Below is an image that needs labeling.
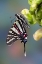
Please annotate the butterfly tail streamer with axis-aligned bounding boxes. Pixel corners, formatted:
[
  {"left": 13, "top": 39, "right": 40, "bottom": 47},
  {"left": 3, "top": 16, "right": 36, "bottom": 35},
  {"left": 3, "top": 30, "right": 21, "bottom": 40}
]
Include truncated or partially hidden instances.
[{"left": 24, "top": 43, "right": 26, "bottom": 57}]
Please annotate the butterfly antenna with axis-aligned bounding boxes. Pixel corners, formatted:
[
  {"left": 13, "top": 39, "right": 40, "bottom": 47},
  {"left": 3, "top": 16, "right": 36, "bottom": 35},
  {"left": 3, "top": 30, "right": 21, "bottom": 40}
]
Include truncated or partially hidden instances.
[
  {"left": 11, "top": 18, "right": 15, "bottom": 23},
  {"left": 10, "top": 16, "right": 16, "bottom": 23},
  {"left": 24, "top": 43, "right": 26, "bottom": 57}
]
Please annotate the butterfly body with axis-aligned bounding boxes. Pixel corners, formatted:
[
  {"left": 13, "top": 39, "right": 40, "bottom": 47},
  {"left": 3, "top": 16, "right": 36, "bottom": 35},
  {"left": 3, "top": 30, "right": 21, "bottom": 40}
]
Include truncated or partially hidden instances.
[{"left": 6, "top": 14, "right": 30, "bottom": 56}]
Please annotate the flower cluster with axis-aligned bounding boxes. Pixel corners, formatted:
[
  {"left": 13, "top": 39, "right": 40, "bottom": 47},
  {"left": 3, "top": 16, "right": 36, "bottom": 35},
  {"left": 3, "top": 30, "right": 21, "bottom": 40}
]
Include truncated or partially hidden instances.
[{"left": 21, "top": 0, "right": 42, "bottom": 26}]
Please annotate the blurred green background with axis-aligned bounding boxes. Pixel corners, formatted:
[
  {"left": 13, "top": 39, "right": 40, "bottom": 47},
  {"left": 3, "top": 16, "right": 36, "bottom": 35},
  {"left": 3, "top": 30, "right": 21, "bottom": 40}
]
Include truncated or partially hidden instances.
[{"left": 0, "top": 0, "right": 42, "bottom": 64}]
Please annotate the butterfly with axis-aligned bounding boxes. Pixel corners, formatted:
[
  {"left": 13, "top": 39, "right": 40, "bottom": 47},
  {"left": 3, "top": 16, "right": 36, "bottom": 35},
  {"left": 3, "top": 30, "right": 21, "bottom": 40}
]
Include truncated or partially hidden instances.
[{"left": 6, "top": 14, "right": 30, "bottom": 56}]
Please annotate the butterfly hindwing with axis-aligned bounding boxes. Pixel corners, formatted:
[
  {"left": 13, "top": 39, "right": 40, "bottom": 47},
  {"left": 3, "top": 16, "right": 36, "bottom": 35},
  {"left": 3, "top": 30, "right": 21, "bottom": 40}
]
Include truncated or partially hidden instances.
[{"left": 6, "top": 21, "right": 21, "bottom": 45}]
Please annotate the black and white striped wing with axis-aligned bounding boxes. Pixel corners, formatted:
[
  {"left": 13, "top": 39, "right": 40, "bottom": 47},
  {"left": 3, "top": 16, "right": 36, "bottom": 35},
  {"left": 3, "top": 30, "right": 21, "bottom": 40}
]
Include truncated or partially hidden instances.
[
  {"left": 6, "top": 20, "right": 26, "bottom": 45},
  {"left": 6, "top": 29, "right": 20, "bottom": 45}
]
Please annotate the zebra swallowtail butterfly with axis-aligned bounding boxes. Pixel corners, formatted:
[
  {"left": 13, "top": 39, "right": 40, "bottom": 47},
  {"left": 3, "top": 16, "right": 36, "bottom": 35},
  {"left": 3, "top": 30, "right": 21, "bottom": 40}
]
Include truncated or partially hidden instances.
[{"left": 6, "top": 14, "right": 30, "bottom": 57}]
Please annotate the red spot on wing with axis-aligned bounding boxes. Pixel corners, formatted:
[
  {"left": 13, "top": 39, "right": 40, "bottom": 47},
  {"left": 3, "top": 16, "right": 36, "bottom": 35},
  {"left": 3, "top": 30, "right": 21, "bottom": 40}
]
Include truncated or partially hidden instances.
[{"left": 24, "top": 33, "right": 27, "bottom": 38}]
